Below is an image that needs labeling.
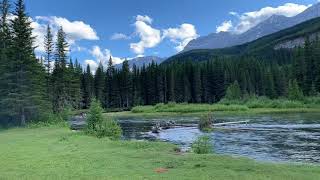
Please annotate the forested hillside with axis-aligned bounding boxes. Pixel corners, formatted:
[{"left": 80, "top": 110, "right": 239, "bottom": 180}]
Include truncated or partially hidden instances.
[{"left": 0, "top": 0, "right": 319, "bottom": 127}]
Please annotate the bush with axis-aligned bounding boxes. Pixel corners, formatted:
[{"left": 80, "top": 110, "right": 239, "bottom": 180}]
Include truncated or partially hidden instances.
[
  {"left": 95, "top": 117, "right": 122, "bottom": 139},
  {"left": 198, "top": 113, "right": 213, "bottom": 131},
  {"left": 86, "top": 99, "right": 104, "bottom": 132},
  {"left": 86, "top": 99, "right": 122, "bottom": 139},
  {"left": 192, "top": 135, "right": 212, "bottom": 154}
]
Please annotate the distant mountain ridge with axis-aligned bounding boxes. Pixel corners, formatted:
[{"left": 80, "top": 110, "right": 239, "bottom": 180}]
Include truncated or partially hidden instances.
[
  {"left": 184, "top": 3, "right": 320, "bottom": 51},
  {"left": 166, "top": 17, "right": 320, "bottom": 63},
  {"left": 115, "top": 56, "right": 165, "bottom": 69}
]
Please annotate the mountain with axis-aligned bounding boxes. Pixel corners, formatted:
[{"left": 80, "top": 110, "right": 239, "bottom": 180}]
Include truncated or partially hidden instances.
[
  {"left": 115, "top": 56, "right": 165, "bottom": 69},
  {"left": 165, "top": 17, "right": 320, "bottom": 63},
  {"left": 183, "top": 3, "right": 320, "bottom": 51}
]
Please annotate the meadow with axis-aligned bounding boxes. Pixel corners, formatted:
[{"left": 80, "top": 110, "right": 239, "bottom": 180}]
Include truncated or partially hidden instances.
[{"left": 0, "top": 126, "right": 319, "bottom": 179}]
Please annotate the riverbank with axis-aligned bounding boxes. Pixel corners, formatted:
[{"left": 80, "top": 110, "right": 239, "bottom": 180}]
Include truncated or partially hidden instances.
[
  {"left": 0, "top": 126, "right": 319, "bottom": 179},
  {"left": 107, "top": 103, "right": 320, "bottom": 119}
]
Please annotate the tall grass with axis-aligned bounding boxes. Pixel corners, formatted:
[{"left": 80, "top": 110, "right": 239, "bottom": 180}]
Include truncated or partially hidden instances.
[
  {"left": 220, "top": 95, "right": 320, "bottom": 109},
  {"left": 131, "top": 103, "right": 249, "bottom": 114},
  {"left": 130, "top": 95, "right": 320, "bottom": 114}
]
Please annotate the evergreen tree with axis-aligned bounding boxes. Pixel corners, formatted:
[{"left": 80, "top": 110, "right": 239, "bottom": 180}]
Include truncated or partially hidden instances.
[
  {"left": 94, "top": 62, "right": 105, "bottom": 104},
  {"left": 52, "top": 27, "right": 70, "bottom": 112},
  {"left": 288, "top": 79, "right": 304, "bottom": 101},
  {"left": 43, "top": 24, "right": 53, "bottom": 100},
  {"left": 224, "top": 81, "right": 242, "bottom": 100},
  {"left": 120, "top": 60, "right": 132, "bottom": 108},
  {"left": 82, "top": 64, "right": 94, "bottom": 109},
  {"left": 105, "top": 57, "right": 116, "bottom": 108},
  {"left": 1, "top": 0, "right": 49, "bottom": 125},
  {"left": 304, "top": 37, "right": 315, "bottom": 95},
  {"left": 0, "top": 0, "right": 11, "bottom": 124}
]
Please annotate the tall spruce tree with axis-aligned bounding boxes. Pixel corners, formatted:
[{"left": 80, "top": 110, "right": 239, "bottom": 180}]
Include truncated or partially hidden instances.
[
  {"left": 52, "top": 27, "right": 69, "bottom": 112},
  {"left": 0, "top": 0, "right": 11, "bottom": 125},
  {"left": 44, "top": 24, "right": 53, "bottom": 101},
  {"left": 94, "top": 62, "right": 105, "bottom": 104},
  {"left": 2, "top": 0, "right": 49, "bottom": 125}
]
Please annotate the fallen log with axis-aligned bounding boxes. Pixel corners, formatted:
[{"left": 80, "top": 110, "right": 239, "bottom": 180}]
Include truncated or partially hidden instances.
[{"left": 214, "top": 120, "right": 251, "bottom": 126}]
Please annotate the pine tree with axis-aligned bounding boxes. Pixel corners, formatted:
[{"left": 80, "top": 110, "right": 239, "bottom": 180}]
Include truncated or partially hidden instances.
[
  {"left": 52, "top": 27, "right": 70, "bottom": 112},
  {"left": 2, "top": 0, "right": 49, "bottom": 125},
  {"left": 68, "top": 58, "right": 81, "bottom": 109},
  {"left": 304, "top": 37, "right": 315, "bottom": 95},
  {"left": 225, "top": 81, "right": 242, "bottom": 100},
  {"left": 105, "top": 57, "right": 116, "bottom": 108},
  {"left": 191, "top": 65, "right": 201, "bottom": 103},
  {"left": 0, "top": 0, "right": 11, "bottom": 124},
  {"left": 43, "top": 24, "right": 53, "bottom": 101},
  {"left": 94, "top": 62, "right": 105, "bottom": 104},
  {"left": 265, "top": 69, "right": 276, "bottom": 99},
  {"left": 288, "top": 79, "right": 304, "bottom": 101},
  {"left": 120, "top": 60, "right": 132, "bottom": 108},
  {"left": 82, "top": 64, "right": 94, "bottom": 109}
]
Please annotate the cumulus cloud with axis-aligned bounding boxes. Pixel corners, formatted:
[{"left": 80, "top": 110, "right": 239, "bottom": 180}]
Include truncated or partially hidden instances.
[
  {"left": 85, "top": 46, "right": 125, "bottom": 72},
  {"left": 217, "top": 3, "right": 311, "bottom": 34},
  {"left": 110, "top": 33, "right": 130, "bottom": 40},
  {"left": 130, "top": 15, "right": 161, "bottom": 55},
  {"left": 136, "top": 15, "right": 153, "bottom": 24},
  {"left": 163, "top": 23, "right": 199, "bottom": 52},
  {"left": 31, "top": 16, "right": 99, "bottom": 53},
  {"left": 112, "top": 15, "right": 198, "bottom": 53},
  {"left": 216, "top": 20, "right": 233, "bottom": 33}
]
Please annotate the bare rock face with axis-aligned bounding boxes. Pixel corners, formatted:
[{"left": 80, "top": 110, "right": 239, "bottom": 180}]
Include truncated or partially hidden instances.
[
  {"left": 274, "top": 32, "right": 320, "bottom": 50},
  {"left": 184, "top": 3, "right": 320, "bottom": 51}
]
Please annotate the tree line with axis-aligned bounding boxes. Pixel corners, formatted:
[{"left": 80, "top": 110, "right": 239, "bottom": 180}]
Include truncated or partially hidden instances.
[{"left": 1, "top": 0, "right": 319, "bottom": 127}]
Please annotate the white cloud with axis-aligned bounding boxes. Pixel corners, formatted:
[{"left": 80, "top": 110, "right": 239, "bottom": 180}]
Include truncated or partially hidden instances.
[
  {"left": 130, "top": 15, "right": 161, "bottom": 55},
  {"left": 86, "top": 45, "right": 124, "bottom": 72},
  {"left": 136, "top": 15, "right": 153, "bottom": 24},
  {"left": 31, "top": 16, "right": 99, "bottom": 53},
  {"left": 84, "top": 60, "right": 99, "bottom": 73},
  {"left": 216, "top": 20, "right": 233, "bottom": 33},
  {"left": 110, "top": 33, "right": 130, "bottom": 40},
  {"left": 163, "top": 23, "right": 199, "bottom": 52},
  {"left": 31, "top": 20, "right": 47, "bottom": 52},
  {"left": 217, "top": 3, "right": 311, "bottom": 34},
  {"left": 112, "top": 15, "right": 198, "bottom": 53}
]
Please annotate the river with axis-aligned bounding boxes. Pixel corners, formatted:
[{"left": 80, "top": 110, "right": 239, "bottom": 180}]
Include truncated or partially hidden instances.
[{"left": 118, "top": 113, "right": 320, "bottom": 164}]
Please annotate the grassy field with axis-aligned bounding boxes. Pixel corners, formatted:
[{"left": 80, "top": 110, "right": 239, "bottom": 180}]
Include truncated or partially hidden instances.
[{"left": 0, "top": 126, "right": 319, "bottom": 179}]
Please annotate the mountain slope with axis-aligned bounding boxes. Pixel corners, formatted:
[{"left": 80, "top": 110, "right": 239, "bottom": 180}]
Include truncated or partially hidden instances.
[
  {"left": 184, "top": 3, "right": 320, "bottom": 51},
  {"left": 115, "top": 56, "right": 165, "bottom": 69},
  {"left": 165, "top": 17, "right": 320, "bottom": 63}
]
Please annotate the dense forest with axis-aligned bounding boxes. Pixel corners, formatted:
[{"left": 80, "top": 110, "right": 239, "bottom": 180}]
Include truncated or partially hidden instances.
[{"left": 0, "top": 0, "right": 320, "bottom": 126}]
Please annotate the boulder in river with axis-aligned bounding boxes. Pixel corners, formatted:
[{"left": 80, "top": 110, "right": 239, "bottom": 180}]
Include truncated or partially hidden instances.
[{"left": 69, "top": 116, "right": 87, "bottom": 130}]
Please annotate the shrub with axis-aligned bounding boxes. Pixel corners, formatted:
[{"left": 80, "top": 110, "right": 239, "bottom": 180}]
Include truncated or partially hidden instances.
[
  {"left": 198, "top": 113, "right": 213, "bottom": 131},
  {"left": 192, "top": 135, "right": 212, "bottom": 154},
  {"left": 86, "top": 99, "right": 122, "bottom": 139},
  {"left": 95, "top": 117, "right": 122, "bottom": 139},
  {"left": 86, "top": 99, "right": 104, "bottom": 132}
]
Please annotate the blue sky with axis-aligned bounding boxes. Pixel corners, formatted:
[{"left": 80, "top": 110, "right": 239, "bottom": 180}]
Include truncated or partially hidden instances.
[{"left": 24, "top": 0, "right": 318, "bottom": 68}]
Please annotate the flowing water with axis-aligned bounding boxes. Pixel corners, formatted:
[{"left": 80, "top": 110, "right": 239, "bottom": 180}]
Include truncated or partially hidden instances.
[{"left": 118, "top": 113, "right": 320, "bottom": 164}]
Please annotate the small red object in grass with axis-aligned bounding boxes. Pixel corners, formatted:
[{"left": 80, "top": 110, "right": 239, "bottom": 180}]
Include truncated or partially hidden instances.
[{"left": 154, "top": 168, "right": 168, "bottom": 173}]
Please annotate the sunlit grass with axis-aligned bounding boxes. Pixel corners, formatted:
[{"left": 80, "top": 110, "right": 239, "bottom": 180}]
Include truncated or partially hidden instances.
[{"left": 0, "top": 127, "right": 319, "bottom": 179}]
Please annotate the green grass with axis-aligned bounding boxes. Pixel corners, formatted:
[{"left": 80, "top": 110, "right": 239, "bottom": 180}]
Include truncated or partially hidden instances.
[
  {"left": 0, "top": 126, "right": 319, "bottom": 179},
  {"left": 109, "top": 97, "right": 320, "bottom": 118}
]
